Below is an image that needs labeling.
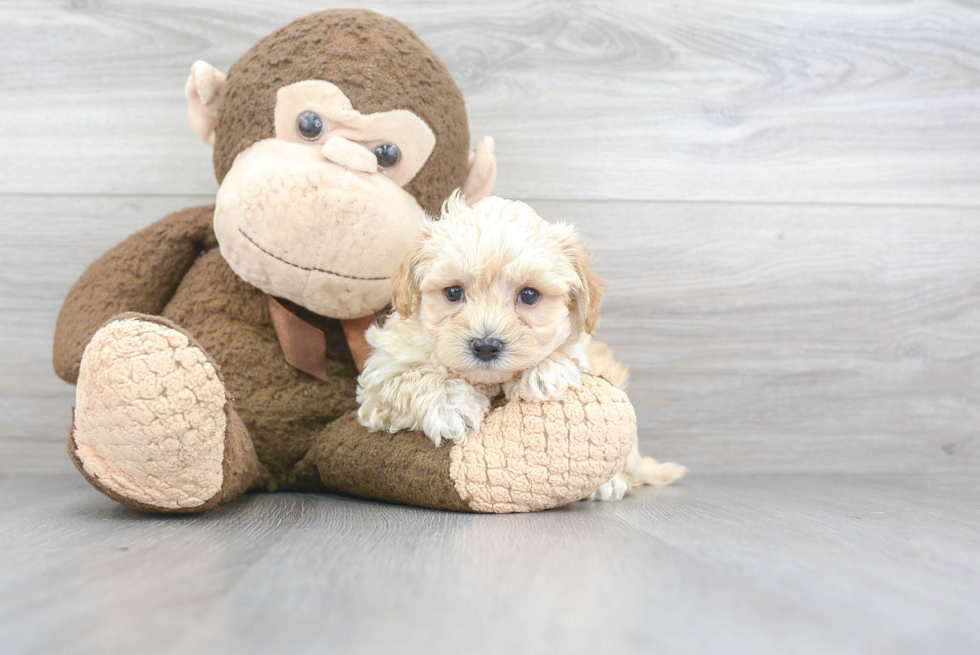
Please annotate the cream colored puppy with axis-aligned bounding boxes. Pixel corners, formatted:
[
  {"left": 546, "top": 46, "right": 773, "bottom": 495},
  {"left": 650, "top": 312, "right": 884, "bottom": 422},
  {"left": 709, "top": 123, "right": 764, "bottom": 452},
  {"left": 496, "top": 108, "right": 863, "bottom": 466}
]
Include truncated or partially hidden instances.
[{"left": 357, "top": 193, "right": 686, "bottom": 500}]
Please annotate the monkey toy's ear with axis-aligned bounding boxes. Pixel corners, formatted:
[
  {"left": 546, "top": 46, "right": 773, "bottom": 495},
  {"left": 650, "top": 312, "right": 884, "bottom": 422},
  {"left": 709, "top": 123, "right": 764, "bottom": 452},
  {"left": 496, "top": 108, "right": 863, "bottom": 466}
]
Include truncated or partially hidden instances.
[
  {"left": 184, "top": 61, "right": 227, "bottom": 146},
  {"left": 461, "top": 136, "right": 497, "bottom": 206}
]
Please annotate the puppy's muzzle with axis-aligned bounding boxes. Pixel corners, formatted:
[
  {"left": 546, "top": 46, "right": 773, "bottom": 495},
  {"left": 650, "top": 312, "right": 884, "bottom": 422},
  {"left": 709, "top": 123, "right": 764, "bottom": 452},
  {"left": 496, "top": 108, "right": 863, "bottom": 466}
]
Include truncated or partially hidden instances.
[{"left": 471, "top": 337, "right": 504, "bottom": 362}]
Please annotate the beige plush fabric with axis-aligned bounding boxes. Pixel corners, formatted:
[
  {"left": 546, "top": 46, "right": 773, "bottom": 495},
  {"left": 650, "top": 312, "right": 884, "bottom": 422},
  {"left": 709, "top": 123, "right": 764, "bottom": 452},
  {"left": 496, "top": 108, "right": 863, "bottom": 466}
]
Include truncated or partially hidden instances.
[
  {"left": 449, "top": 375, "right": 636, "bottom": 513},
  {"left": 213, "top": 139, "right": 426, "bottom": 319},
  {"left": 73, "top": 317, "right": 227, "bottom": 509},
  {"left": 275, "top": 81, "right": 436, "bottom": 187},
  {"left": 185, "top": 61, "right": 226, "bottom": 145}
]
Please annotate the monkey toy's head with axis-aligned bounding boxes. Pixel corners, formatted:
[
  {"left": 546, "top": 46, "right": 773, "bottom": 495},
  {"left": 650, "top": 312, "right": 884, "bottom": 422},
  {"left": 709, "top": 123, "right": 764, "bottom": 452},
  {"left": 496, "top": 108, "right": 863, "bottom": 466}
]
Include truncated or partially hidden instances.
[{"left": 185, "top": 9, "right": 496, "bottom": 319}]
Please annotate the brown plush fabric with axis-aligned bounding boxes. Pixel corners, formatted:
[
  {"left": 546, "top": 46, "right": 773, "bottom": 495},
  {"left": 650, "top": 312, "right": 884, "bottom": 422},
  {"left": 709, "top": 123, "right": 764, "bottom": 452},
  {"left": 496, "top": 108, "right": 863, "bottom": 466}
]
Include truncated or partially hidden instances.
[
  {"left": 221, "top": 405, "right": 266, "bottom": 500},
  {"left": 309, "top": 411, "right": 472, "bottom": 512},
  {"left": 159, "top": 242, "right": 360, "bottom": 485},
  {"left": 53, "top": 205, "right": 216, "bottom": 384},
  {"left": 214, "top": 9, "right": 470, "bottom": 215}
]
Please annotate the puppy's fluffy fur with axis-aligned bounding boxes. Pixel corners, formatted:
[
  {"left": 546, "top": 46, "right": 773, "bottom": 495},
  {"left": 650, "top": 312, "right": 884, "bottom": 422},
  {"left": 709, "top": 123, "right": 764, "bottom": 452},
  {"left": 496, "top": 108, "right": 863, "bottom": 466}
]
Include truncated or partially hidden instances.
[{"left": 357, "top": 194, "right": 686, "bottom": 500}]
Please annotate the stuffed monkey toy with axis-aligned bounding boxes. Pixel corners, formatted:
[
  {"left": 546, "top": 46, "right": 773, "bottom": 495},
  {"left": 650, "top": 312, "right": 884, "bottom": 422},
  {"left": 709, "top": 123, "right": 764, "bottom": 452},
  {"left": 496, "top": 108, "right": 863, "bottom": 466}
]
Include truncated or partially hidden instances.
[{"left": 53, "top": 9, "right": 637, "bottom": 514}]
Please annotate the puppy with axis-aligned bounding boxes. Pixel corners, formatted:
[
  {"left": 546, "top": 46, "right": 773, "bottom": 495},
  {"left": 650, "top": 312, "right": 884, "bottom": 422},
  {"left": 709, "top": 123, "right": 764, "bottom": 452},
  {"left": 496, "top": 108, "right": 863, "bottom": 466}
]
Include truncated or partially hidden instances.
[{"left": 357, "top": 193, "right": 686, "bottom": 500}]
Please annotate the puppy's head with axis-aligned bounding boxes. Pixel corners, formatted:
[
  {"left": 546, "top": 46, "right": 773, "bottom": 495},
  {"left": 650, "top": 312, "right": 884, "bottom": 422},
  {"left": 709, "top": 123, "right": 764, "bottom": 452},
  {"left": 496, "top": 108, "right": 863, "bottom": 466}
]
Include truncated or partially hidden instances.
[{"left": 391, "top": 192, "right": 603, "bottom": 385}]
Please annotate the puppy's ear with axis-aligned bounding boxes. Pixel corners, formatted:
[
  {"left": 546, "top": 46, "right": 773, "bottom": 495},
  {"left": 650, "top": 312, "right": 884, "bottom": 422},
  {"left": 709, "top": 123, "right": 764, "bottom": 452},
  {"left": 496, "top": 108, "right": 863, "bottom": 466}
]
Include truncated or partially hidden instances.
[
  {"left": 569, "top": 243, "right": 605, "bottom": 335},
  {"left": 391, "top": 243, "right": 421, "bottom": 318},
  {"left": 553, "top": 223, "right": 604, "bottom": 336}
]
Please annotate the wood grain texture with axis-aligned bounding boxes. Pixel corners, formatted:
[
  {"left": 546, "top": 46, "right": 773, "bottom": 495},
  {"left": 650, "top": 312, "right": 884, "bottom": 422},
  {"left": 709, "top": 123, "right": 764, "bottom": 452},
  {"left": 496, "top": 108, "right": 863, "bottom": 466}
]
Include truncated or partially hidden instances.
[
  {"left": 553, "top": 200, "right": 980, "bottom": 473},
  {"left": 3, "top": 195, "right": 978, "bottom": 474},
  {"left": 1, "top": 0, "right": 979, "bottom": 203},
  {"left": 1, "top": 472, "right": 977, "bottom": 654},
  {"left": 2, "top": 2, "right": 980, "bottom": 651}
]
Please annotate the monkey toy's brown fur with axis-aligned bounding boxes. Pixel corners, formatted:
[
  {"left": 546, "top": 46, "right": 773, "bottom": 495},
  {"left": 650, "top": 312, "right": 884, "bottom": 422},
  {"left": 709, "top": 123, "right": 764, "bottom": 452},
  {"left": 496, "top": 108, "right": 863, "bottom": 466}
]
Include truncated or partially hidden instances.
[{"left": 53, "top": 10, "right": 637, "bottom": 514}]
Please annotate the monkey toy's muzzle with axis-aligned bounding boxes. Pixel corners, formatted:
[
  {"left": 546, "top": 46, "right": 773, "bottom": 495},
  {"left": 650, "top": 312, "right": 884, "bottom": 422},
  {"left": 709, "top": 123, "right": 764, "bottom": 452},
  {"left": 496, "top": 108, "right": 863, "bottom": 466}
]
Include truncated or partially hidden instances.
[{"left": 213, "top": 138, "right": 426, "bottom": 320}]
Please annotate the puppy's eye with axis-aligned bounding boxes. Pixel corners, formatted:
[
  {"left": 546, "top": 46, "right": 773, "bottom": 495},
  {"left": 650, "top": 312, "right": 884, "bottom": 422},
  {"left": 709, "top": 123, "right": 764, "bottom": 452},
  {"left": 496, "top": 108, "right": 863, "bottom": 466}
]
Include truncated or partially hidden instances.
[
  {"left": 518, "top": 287, "right": 540, "bottom": 305},
  {"left": 297, "top": 111, "right": 324, "bottom": 141},
  {"left": 444, "top": 286, "right": 464, "bottom": 302},
  {"left": 373, "top": 144, "right": 401, "bottom": 168}
]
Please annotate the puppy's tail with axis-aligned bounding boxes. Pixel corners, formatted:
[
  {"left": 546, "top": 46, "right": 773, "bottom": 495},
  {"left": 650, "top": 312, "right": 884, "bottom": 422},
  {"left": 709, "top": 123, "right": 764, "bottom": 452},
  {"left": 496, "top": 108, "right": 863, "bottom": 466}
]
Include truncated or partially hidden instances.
[
  {"left": 636, "top": 457, "right": 688, "bottom": 487},
  {"left": 585, "top": 338, "right": 630, "bottom": 390},
  {"left": 584, "top": 340, "right": 688, "bottom": 488},
  {"left": 621, "top": 445, "right": 688, "bottom": 492}
]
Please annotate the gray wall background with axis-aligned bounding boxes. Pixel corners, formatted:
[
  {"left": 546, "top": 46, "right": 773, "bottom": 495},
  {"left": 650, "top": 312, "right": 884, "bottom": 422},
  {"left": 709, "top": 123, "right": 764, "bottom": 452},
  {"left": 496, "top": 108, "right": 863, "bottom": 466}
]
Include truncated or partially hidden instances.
[{"left": 2, "top": 0, "right": 978, "bottom": 475}]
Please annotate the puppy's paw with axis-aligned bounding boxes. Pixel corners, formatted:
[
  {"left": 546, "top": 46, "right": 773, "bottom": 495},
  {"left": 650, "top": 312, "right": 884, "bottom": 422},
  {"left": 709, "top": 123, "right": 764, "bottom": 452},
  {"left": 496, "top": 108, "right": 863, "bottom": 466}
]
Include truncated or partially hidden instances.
[
  {"left": 421, "top": 379, "right": 490, "bottom": 447},
  {"left": 357, "top": 402, "right": 388, "bottom": 434},
  {"left": 585, "top": 473, "right": 630, "bottom": 502},
  {"left": 503, "top": 354, "right": 582, "bottom": 402}
]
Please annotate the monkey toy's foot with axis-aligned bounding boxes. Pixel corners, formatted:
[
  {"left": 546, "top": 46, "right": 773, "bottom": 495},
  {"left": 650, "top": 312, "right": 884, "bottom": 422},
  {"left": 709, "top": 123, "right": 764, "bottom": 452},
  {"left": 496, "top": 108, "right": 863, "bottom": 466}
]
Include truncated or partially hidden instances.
[
  {"left": 69, "top": 314, "right": 257, "bottom": 512},
  {"left": 314, "top": 375, "right": 638, "bottom": 513}
]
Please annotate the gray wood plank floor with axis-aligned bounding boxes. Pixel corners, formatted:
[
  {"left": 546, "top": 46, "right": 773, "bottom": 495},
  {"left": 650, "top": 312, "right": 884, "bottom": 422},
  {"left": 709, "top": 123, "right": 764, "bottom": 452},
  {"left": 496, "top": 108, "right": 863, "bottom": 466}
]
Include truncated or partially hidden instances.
[
  {"left": 2, "top": 473, "right": 978, "bottom": 655},
  {"left": 2, "top": 1, "right": 979, "bottom": 652}
]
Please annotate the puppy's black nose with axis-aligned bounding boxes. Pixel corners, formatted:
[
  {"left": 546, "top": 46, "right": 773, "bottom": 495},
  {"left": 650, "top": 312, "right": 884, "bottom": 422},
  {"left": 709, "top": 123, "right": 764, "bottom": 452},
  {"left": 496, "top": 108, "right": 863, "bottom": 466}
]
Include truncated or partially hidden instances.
[{"left": 471, "top": 337, "right": 504, "bottom": 361}]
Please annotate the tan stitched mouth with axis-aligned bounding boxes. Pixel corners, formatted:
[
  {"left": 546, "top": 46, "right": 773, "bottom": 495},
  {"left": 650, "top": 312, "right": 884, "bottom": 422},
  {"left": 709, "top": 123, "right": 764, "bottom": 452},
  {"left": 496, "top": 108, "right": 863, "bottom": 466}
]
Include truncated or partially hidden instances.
[{"left": 238, "top": 228, "right": 390, "bottom": 281}]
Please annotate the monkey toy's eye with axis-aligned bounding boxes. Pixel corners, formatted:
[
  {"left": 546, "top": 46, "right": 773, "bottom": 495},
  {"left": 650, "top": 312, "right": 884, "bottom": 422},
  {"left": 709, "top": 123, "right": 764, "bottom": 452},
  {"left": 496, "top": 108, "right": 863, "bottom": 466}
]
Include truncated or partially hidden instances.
[
  {"left": 373, "top": 144, "right": 401, "bottom": 168},
  {"left": 297, "top": 111, "right": 324, "bottom": 141},
  {"left": 518, "top": 288, "right": 540, "bottom": 305},
  {"left": 444, "top": 286, "right": 464, "bottom": 302}
]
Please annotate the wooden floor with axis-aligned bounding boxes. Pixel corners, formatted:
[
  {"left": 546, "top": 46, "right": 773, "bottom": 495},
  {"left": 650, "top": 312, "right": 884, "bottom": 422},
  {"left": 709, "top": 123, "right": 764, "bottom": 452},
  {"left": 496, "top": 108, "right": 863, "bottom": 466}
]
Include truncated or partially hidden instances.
[
  {"left": 2, "top": 1, "right": 979, "bottom": 653},
  {"left": 2, "top": 472, "right": 979, "bottom": 654}
]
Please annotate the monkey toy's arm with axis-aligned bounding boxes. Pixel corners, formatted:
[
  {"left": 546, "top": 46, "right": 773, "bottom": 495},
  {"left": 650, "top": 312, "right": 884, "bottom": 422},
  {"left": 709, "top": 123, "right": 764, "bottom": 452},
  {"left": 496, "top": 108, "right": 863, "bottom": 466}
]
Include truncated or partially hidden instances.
[
  {"left": 53, "top": 204, "right": 216, "bottom": 384},
  {"left": 313, "top": 374, "right": 639, "bottom": 513}
]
